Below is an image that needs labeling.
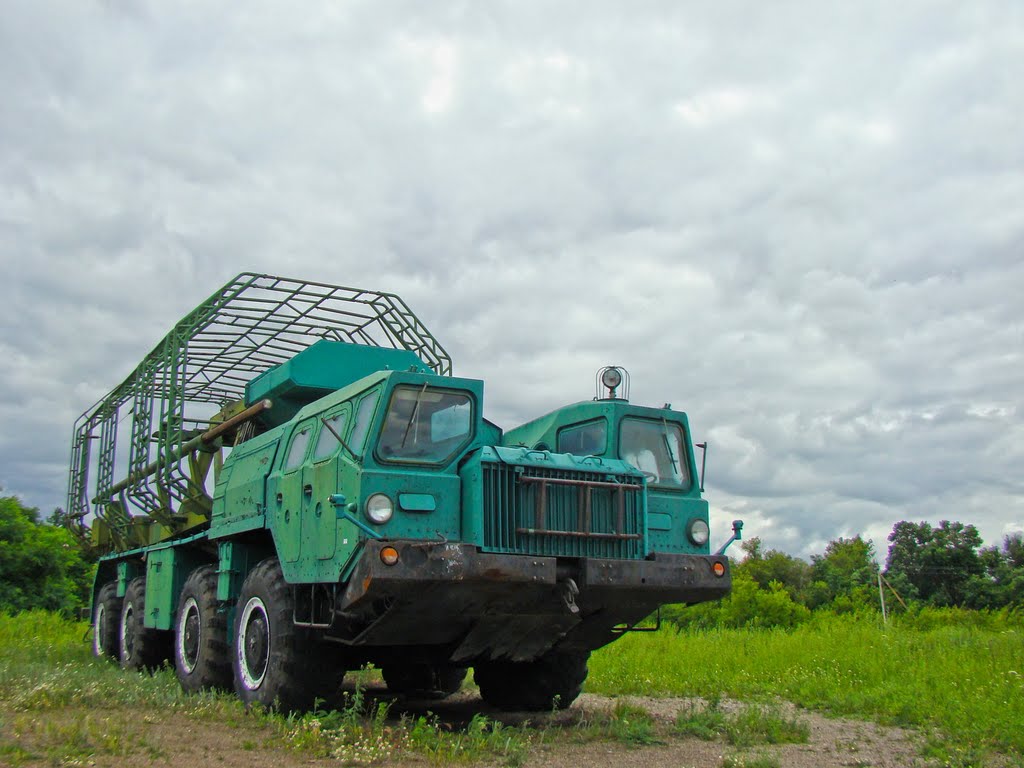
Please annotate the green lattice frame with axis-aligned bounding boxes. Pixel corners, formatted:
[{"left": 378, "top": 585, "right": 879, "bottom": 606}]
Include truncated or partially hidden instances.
[{"left": 67, "top": 273, "right": 451, "bottom": 551}]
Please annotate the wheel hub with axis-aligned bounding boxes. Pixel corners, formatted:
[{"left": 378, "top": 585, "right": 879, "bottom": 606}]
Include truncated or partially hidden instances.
[
  {"left": 238, "top": 597, "right": 270, "bottom": 689},
  {"left": 121, "top": 605, "right": 135, "bottom": 661},
  {"left": 93, "top": 604, "right": 105, "bottom": 655},
  {"left": 181, "top": 601, "right": 201, "bottom": 672}
]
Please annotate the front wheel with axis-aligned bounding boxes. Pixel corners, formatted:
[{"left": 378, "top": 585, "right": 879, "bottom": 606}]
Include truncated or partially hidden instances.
[
  {"left": 232, "top": 558, "right": 343, "bottom": 711},
  {"left": 175, "top": 565, "right": 231, "bottom": 693},
  {"left": 475, "top": 650, "right": 589, "bottom": 711}
]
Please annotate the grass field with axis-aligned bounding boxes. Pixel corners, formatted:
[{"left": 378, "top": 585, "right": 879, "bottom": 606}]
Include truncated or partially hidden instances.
[
  {"left": 0, "top": 611, "right": 1021, "bottom": 766},
  {"left": 588, "top": 612, "right": 1024, "bottom": 759}
]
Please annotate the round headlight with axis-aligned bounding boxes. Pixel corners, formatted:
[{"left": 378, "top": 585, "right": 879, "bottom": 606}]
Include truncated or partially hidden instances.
[
  {"left": 601, "top": 367, "right": 623, "bottom": 390},
  {"left": 687, "top": 518, "right": 710, "bottom": 546},
  {"left": 366, "top": 494, "right": 394, "bottom": 524}
]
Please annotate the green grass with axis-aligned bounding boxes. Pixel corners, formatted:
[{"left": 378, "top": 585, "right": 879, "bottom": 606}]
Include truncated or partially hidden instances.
[
  {"left": 589, "top": 612, "right": 1024, "bottom": 756},
  {"left": 4, "top": 609, "right": 1023, "bottom": 764},
  {"left": 0, "top": 612, "right": 531, "bottom": 765},
  {"left": 674, "top": 698, "right": 728, "bottom": 740},
  {"left": 724, "top": 703, "right": 809, "bottom": 747},
  {"left": 721, "top": 752, "right": 781, "bottom": 768},
  {"left": 0, "top": 611, "right": 191, "bottom": 713},
  {"left": 673, "top": 696, "right": 808, "bottom": 747}
]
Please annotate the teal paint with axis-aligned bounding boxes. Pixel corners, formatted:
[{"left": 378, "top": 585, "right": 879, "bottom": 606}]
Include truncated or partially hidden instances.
[
  {"left": 648, "top": 512, "right": 672, "bottom": 531},
  {"left": 502, "top": 400, "right": 710, "bottom": 556},
  {"left": 247, "top": 340, "right": 432, "bottom": 427},
  {"left": 398, "top": 493, "right": 436, "bottom": 512}
]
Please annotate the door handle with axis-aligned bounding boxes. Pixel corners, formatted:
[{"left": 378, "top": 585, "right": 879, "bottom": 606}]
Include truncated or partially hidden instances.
[{"left": 303, "top": 484, "right": 313, "bottom": 498}]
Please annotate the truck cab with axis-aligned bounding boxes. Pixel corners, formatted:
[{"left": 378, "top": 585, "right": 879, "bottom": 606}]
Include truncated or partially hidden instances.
[{"left": 501, "top": 367, "right": 712, "bottom": 557}]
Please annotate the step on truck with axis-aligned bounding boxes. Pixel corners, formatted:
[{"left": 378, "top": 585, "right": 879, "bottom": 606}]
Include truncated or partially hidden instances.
[{"left": 67, "top": 273, "right": 740, "bottom": 711}]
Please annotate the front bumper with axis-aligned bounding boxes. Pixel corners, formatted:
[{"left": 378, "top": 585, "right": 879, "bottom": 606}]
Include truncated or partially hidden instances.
[{"left": 331, "top": 540, "right": 730, "bottom": 661}]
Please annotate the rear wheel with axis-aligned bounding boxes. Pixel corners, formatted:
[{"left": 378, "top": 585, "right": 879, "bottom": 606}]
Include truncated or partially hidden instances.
[
  {"left": 92, "top": 581, "right": 122, "bottom": 661},
  {"left": 175, "top": 565, "right": 231, "bottom": 693},
  {"left": 382, "top": 663, "right": 466, "bottom": 699},
  {"left": 120, "top": 577, "right": 171, "bottom": 671},
  {"left": 475, "top": 650, "right": 589, "bottom": 711},
  {"left": 233, "top": 558, "right": 344, "bottom": 711}
]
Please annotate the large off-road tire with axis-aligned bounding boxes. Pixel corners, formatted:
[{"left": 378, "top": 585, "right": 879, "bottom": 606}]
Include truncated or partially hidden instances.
[
  {"left": 474, "top": 650, "right": 589, "bottom": 711},
  {"left": 120, "top": 576, "right": 172, "bottom": 671},
  {"left": 232, "top": 558, "right": 345, "bottom": 712},
  {"left": 175, "top": 565, "right": 231, "bottom": 693},
  {"left": 92, "top": 581, "right": 122, "bottom": 661},
  {"left": 382, "top": 663, "right": 467, "bottom": 699}
]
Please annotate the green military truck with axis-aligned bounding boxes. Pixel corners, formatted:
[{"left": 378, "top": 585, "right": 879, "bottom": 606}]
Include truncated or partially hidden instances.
[{"left": 67, "top": 273, "right": 739, "bottom": 711}]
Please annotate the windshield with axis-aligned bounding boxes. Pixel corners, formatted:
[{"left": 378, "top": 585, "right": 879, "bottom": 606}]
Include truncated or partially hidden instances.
[
  {"left": 620, "top": 417, "right": 690, "bottom": 488},
  {"left": 376, "top": 385, "right": 474, "bottom": 464}
]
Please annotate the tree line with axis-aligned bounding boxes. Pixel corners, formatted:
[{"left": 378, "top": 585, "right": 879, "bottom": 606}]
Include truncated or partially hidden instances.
[{"left": 665, "top": 520, "right": 1024, "bottom": 630}]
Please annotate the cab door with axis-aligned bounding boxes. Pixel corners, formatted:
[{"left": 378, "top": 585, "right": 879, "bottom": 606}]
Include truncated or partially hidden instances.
[
  {"left": 333, "top": 389, "right": 382, "bottom": 569},
  {"left": 270, "top": 419, "right": 316, "bottom": 563},
  {"left": 306, "top": 406, "right": 351, "bottom": 561}
]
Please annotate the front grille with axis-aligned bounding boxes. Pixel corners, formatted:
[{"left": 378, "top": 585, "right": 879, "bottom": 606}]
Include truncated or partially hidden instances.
[{"left": 481, "top": 462, "right": 645, "bottom": 558}]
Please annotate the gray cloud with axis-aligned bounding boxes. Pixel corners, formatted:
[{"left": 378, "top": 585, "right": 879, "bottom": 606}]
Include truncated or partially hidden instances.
[{"left": 2, "top": 1, "right": 1022, "bottom": 560}]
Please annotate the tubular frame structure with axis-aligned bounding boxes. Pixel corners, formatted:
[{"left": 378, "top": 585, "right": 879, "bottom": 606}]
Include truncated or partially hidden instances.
[{"left": 67, "top": 272, "right": 451, "bottom": 551}]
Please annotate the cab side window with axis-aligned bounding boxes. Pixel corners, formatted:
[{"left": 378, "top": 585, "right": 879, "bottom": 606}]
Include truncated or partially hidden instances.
[
  {"left": 349, "top": 391, "right": 379, "bottom": 453},
  {"left": 284, "top": 426, "right": 312, "bottom": 471},
  {"left": 557, "top": 420, "right": 607, "bottom": 456},
  {"left": 313, "top": 410, "right": 350, "bottom": 461}
]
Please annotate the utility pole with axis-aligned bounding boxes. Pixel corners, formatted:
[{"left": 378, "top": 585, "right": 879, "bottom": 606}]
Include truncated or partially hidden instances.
[{"left": 878, "top": 572, "right": 888, "bottom": 624}]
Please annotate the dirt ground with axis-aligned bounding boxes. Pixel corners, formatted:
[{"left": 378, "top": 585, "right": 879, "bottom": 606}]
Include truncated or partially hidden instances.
[{"left": 2, "top": 683, "right": 935, "bottom": 768}]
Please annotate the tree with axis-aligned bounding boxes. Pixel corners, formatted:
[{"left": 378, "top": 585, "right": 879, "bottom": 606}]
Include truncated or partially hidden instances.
[
  {"left": 965, "top": 533, "right": 1024, "bottom": 609},
  {"left": 810, "top": 536, "right": 878, "bottom": 611},
  {"left": 885, "top": 520, "right": 983, "bottom": 607},
  {"left": 0, "top": 495, "right": 94, "bottom": 615},
  {"left": 735, "top": 537, "right": 813, "bottom": 605},
  {"left": 1003, "top": 533, "right": 1024, "bottom": 570}
]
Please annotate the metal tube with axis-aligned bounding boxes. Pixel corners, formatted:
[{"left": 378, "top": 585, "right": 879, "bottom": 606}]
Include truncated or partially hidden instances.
[
  {"left": 202, "top": 399, "right": 273, "bottom": 443},
  {"left": 94, "top": 399, "right": 272, "bottom": 502}
]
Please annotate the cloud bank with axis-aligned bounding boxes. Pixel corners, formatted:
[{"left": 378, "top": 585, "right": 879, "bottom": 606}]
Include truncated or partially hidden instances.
[{"left": 2, "top": 1, "right": 1022, "bottom": 559}]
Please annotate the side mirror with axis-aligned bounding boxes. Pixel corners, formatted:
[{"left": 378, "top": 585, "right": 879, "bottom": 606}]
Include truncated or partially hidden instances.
[{"left": 695, "top": 442, "right": 708, "bottom": 492}]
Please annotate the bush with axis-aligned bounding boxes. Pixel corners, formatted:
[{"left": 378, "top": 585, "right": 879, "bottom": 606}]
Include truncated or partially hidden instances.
[
  {"left": 665, "top": 575, "right": 811, "bottom": 631},
  {"left": 0, "top": 495, "right": 94, "bottom": 616},
  {"left": 891, "top": 604, "right": 1024, "bottom": 632}
]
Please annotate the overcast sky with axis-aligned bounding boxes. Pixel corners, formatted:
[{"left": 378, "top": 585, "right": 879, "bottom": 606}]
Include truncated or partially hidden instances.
[{"left": 2, "top": 1, "right": 1022, "bottom": 561}]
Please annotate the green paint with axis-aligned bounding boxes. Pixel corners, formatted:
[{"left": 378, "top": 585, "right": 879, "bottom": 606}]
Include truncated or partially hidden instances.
[{"left": 145, "top": 546, "right": 206, "bottom": 630}]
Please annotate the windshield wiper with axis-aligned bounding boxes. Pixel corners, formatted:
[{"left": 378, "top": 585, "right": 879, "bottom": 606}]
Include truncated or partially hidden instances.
[
  {"left": 661, "top": 417, "right": 679, "bottom": 474},
  {"left": 401, "top": 383, "right": 430, "bottom": 448},
  {"left": 321, "top": 417, "right": 359, "bottom": 461}
]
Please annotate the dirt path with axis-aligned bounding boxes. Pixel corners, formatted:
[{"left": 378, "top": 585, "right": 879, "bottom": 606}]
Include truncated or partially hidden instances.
[
  {"left": 2, "top": 685, "right": 931, "bottom": 767},
  {"left": 411, "top": 690, "right": 925, "bottom": 768}
]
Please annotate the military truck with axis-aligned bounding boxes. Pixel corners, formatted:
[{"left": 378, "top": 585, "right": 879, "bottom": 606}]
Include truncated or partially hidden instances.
[{"left": 67, "top": 273, "right": 739, "bottom": 712}]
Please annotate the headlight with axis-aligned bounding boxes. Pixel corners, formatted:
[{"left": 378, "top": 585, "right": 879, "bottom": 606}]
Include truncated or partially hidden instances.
[
  {"left": 366, "top": 494, "right": 394, "bottom": 524},
  {"left": 687, "top": 518, "right": 710, "bottom": 546},
  {"left": 601, "top": 367, "right": 623, "bottom": 390}
]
